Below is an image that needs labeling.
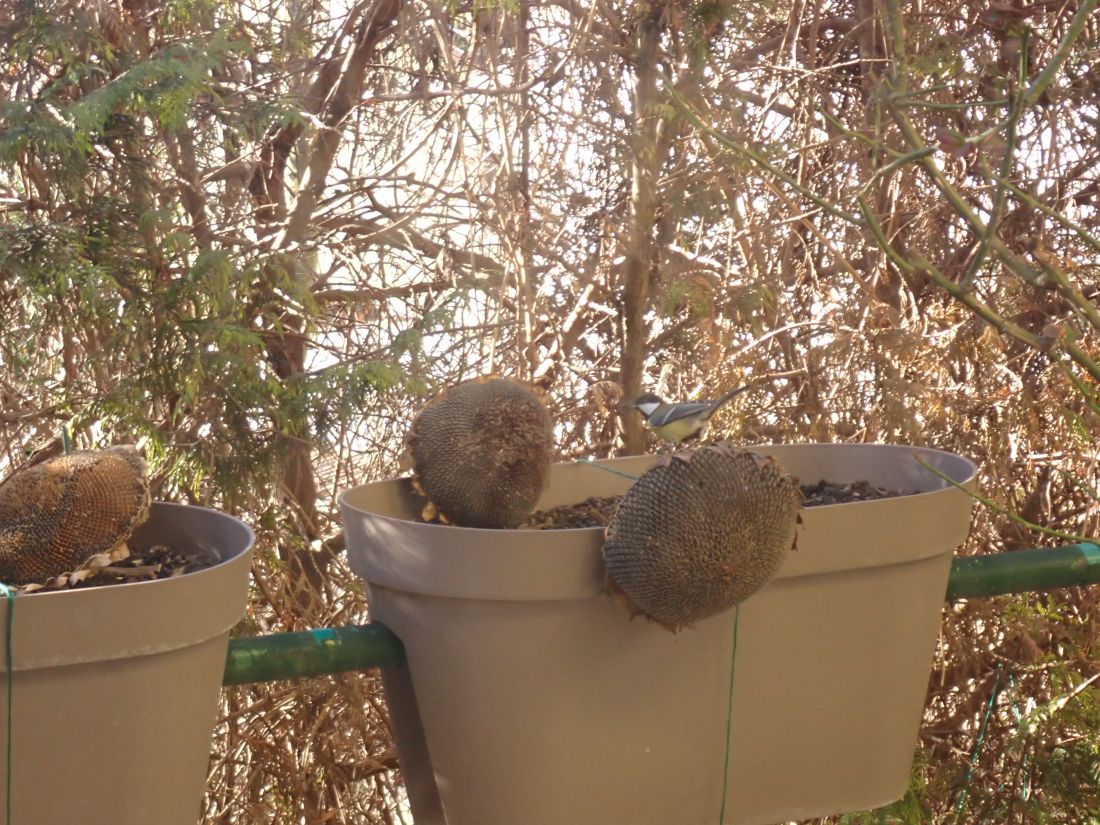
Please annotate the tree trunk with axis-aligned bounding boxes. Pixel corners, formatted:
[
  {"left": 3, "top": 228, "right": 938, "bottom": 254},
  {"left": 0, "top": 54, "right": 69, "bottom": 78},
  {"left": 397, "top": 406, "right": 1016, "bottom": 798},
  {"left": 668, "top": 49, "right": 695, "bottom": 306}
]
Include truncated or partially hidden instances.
[{"left": 620, "top": 12, "right": 663, "bottom": 454}]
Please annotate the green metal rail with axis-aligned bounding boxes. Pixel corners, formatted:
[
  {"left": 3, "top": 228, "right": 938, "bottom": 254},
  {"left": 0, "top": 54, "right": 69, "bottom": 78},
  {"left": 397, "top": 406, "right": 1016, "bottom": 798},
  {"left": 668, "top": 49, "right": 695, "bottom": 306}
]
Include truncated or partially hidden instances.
[
  {"left": 223, "top": 624, "right": 405, "bottom": 686},
  {"left": 222, "top": 542, "right": 1100, "bottom": 686},
  {"left": 944, "top": 542, "right": 1100, "bottom": 600}
]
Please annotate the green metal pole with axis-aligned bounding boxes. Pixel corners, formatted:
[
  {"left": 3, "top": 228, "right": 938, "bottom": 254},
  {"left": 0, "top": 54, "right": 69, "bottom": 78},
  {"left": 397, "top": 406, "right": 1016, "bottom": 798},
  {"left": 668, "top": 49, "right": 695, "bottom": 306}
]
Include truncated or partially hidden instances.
[{"left": 223, "top": 542, "right": 1100, "bottom": 686}]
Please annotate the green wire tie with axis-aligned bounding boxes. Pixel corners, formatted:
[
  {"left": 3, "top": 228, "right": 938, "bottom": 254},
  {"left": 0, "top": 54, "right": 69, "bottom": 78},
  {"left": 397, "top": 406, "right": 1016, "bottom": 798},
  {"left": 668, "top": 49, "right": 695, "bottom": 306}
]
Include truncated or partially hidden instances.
[
  {"left": 1, "top": 583, "right": 13, "bottom": 825},
  {"left": 719, "top": 606, "right": 741, "bottom": 824},
  {"left": 1078, "top": 541, "right": 1100, "bottom": 567}
]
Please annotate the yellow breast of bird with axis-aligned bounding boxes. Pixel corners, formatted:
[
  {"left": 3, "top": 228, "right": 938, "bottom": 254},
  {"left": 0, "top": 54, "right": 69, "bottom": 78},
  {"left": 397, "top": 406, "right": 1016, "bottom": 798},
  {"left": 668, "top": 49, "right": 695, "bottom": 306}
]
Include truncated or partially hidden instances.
[{"left": 652, "top": 416, "right": 709, "bottom": 443}]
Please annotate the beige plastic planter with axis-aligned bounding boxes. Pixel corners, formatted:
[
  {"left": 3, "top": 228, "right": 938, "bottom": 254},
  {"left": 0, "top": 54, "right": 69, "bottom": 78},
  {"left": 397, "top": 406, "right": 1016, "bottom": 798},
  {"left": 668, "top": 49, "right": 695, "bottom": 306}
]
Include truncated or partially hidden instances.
[
  {"left": 341, "top": 443, "right": 976, "bottom": 825},
  {"left": 0, "top": 502, "right": 254, "bottom": 825}
]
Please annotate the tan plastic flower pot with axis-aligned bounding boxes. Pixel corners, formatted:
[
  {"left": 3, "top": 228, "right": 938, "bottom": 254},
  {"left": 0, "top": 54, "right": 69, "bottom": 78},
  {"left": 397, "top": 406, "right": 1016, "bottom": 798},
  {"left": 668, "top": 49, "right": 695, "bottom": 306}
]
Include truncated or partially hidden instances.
[
  {"left": 341, "top": 443, "right": 976, "bottom": 825},
  {"left": 0, "top": 502, "right": 254, "bottom": 825}
]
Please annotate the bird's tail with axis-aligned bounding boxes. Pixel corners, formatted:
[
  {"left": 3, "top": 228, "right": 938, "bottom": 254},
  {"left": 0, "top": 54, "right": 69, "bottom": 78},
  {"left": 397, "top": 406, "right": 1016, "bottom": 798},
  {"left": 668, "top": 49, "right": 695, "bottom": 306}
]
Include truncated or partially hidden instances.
[{"left": 708, "top": 383, "right": 752, "bottom": 415}]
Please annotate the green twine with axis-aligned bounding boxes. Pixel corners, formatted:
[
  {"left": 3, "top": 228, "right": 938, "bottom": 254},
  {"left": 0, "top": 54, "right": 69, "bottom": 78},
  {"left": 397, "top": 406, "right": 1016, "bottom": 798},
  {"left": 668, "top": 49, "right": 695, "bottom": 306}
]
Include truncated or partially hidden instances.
[
  {"left": 954, "top": 663, "right": 1003, "bottom": 823},
  {"left": 572, "top": 457, "right": 639, "bottom": 482},
  {"left": 718, "top": 605, "right": 741, "bottom": 824},
  {"left": 1, "top": 582, "right": 12, "bottom": 825},
  {"left": 579, "top": 454, "right": 744, "bottom": 820}
]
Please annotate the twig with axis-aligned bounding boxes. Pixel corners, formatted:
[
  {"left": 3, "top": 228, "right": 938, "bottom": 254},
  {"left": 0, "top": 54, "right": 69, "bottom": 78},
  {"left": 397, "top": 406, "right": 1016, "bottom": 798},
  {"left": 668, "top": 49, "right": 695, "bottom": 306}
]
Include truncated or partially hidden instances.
[{"left": 912, "top": 452, "right": 1092, "bottom": 545}]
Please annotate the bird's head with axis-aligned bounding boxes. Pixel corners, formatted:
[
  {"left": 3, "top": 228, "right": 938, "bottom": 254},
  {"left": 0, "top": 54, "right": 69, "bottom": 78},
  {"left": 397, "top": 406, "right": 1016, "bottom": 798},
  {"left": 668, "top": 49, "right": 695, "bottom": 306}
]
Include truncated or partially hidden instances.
[{"left": 631, "top": 392, "right": 664, "bottom": 417}]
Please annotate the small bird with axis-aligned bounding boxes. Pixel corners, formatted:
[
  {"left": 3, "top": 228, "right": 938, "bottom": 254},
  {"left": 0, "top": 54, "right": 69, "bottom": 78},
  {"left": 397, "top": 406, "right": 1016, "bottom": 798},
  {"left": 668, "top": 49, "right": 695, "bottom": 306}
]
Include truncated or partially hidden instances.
[{"left": 631, "top": 384, "right": 752, "bottom": 445}]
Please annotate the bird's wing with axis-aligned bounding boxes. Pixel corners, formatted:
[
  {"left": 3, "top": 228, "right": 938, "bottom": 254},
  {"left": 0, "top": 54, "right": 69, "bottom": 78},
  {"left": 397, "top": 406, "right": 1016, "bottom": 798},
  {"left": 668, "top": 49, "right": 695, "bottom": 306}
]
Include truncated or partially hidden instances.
[{"left": 649, "top": 401, "right": 714, "bottom": 426}]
